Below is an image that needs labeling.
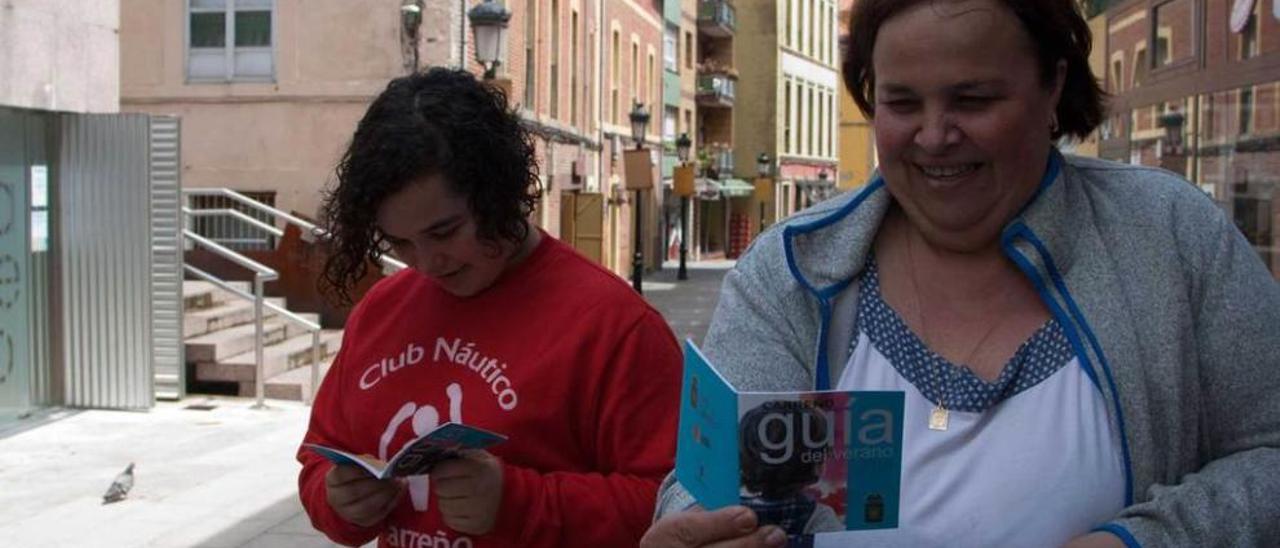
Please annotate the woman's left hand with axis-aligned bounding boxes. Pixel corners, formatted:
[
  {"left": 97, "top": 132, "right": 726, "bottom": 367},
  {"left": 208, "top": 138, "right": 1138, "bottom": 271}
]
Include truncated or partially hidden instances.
[
  {"left": 432, "top": 450, "right": 505, "bottom": 535},
  {"left": 1062, "top": 532, "right": 1125, "bottom": 548}
]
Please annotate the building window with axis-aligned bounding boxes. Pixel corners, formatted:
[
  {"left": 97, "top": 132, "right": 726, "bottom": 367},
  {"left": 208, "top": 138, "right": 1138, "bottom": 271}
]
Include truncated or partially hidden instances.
[
  {"left": 1239, "top": 87, "right": 1254, "bottom": 135},
  {"left": 1153, "top": 0, "right": 1194, "bottom": 68},
  {"left": 786, "top": 0, "right": 794, "bottom": 49},
  {"left": 665, "top": 25, "right": 679, "bottom": 72},
  {"left": 550, "top": 0, "right": 560, "bottom": 119},
  {"left": 648, "top": 53, "right": 656, "bottom": 108},
  {"left": 632, "top": 41, "right": 640, "bottom": 105},
  {"left": 525, "top": 0, "right": 537, "bottom": 109},
  {"left": 664, "top": 106, "right": 678, "bottom": 149},
  {"left": 1239, "top": 1, "right": 1261, "bottom": 60},
  {"left": 784, "top": 79, "right": 793, "bottom": 154},
  {"left": 187, "top": 0, "right": 274, "bottom": 81},
  {"left": 685, "top": 31, "right": 694, "bottom": 69},
  {"left": 571, "top": 10, "right": 580, "bottom": 127},
  {"left": 612, "top": 29, "right": 621, "bottom": 124},
  {"left": 807, "top": 86, "right": 815, "bottom": 157},
  {"left": 1111, "top": 57, "right": 1124, "bottom": 93},
  {"left": 1134, "top": 45, "right": 1148, "bottom": 87}
]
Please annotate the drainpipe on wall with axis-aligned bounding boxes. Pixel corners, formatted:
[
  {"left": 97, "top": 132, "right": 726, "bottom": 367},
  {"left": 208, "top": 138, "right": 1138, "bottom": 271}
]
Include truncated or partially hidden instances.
[
  {"left": 596, "top": 0, "right": 605, "bottom": 194},
  {"left": 459, "top": 0, "right": 468, "bottom": 69}
]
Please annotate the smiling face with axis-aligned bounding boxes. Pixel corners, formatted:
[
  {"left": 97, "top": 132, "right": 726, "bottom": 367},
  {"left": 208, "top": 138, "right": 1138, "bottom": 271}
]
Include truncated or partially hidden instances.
[
  {"left": 872, "top": 0, "right": 1065, "bottom": 252},
  {"left": 375, "top": 174, "right": 517, "bottom": 297}
]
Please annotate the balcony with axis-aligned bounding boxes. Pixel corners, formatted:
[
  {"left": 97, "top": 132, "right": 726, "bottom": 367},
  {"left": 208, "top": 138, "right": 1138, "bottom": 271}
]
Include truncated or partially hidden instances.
[
  {"left": 699, "top": 147, "right": 734, "bottom": 179},
  {"left": 698, "top": 0, "right": 736, "bottom": 38},
  {"left": 696, "top": 73, "right": 736, "bottom": 107}
]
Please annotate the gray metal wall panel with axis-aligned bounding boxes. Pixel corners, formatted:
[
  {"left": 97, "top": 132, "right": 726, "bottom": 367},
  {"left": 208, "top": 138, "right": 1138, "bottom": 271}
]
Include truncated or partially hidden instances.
[
  {"left": 59, "top": 114, "right": 154, "bottom": 410},
  {"left": 150, "top": 116, "right": 183, "bottom": 400},
  {"left": 29, "top": 254, "right": 50, "bottom": 406}
]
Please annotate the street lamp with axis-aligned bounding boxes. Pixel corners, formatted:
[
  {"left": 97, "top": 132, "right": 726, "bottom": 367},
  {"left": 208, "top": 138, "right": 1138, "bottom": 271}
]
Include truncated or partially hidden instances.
[
  {"left": 676, "top": 133, "right": 692, "bottom": 281},
  {"left": 756, "top": 153, "right": 772, "bottom": 233},
  {"left": 629, "top": 102, "right": 651, "bottom": 294},
  {"left": 468, "top": 0, "right": 511, "bottom": 80},
  {"left": 756, "top": 153, "right": 772, "bottom": 177},
  {"left": 817, "top": 169, "right": 831, "bottom": 203}
]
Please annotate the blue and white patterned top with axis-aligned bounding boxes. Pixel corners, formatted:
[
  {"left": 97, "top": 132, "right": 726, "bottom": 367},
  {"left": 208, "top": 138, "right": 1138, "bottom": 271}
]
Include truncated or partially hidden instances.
[{"left": 817, "top": 258, "right": 1126, "bottom": 548}]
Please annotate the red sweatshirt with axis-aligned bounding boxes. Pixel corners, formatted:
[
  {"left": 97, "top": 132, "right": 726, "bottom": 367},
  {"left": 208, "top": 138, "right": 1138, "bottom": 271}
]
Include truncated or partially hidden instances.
[{"left": 297, "top": 234, "right": 681, "bottom": 547}]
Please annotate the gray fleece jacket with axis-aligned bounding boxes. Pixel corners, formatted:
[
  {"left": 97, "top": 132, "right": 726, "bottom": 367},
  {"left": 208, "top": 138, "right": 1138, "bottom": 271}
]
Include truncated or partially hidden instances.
[{"left": 654, "top": 153, "right": 1280, "bottom": 547}]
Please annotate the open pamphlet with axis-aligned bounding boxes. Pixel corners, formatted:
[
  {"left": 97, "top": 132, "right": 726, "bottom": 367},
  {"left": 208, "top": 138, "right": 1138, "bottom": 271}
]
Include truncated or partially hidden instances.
[
  {"left": 305, "top": 422, "right": 506, "bottom": 479},
  {"left": 675, "top": 341, "right": 905, "bottom": 538}
]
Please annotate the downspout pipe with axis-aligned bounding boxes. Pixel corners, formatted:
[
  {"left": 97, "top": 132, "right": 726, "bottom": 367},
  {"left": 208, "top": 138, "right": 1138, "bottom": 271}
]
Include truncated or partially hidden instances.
[{"left": 459, "top": 0, "right": 467, "bottom": 69}]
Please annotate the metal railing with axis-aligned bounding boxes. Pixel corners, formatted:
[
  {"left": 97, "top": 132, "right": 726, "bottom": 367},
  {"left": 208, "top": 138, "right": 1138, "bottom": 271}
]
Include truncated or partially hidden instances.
[
  {"left": 184, "top": 188, "right": 407, "bottom": 273},
  {"left": 697, "top": 74, "right": 736, "bottom": 104},
  {"left": 698, "top": 0, "right": 737, "bottom": 34},
  {"left": 182, "top": 188, "right": 407, "bottom": 405}
]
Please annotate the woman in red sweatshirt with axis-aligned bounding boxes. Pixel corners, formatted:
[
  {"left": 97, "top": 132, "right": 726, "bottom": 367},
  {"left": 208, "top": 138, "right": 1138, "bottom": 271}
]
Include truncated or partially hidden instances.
[{"left": 297, "top": 67, "right": 681, "bottom": 548}]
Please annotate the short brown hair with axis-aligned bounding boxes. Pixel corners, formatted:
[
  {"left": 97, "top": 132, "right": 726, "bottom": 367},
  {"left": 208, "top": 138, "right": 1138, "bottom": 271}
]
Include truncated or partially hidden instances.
[{"left": 843, "top": 0, "right": 1105, "bottom": 141}]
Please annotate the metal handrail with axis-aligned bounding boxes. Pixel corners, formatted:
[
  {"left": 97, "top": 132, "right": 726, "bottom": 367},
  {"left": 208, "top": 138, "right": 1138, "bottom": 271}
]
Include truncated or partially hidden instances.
[
  {"left": 183, "top": 187, "right": 407, "bottom": 274},
  {"left": 185, "top": 263, "right": 325, "bottom": 404},
  {"left": 182, "top": 207, "right": 284, "bottom": 238},
  {"left": 181, "top": 187, "right": 406, "bottom": 404},
  {"left": 185, "top": 188, "right": 319, "bottom": 238},
  {"left": 184, "top": 231, "right": 278, "bottom": 279},
  {"left": 185, "top": 229, "right": 278, "bottom": 408},
  {"left": 185, "top": 265, "right": 320, "bottom": 331}
]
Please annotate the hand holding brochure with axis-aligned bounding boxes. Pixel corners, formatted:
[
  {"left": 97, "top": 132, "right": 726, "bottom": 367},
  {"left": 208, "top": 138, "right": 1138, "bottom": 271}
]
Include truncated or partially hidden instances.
[
  {"left": 305, "top": 422, "right": 506, "bottom": 479},
  {"left": 675, "top": 341, "right": 904, "bottom": 537}
]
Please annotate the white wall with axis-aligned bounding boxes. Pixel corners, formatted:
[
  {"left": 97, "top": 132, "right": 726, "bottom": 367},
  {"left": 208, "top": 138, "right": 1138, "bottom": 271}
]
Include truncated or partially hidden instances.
[{"left": 0, "top": 0, "right": 121, "bottom": 113}]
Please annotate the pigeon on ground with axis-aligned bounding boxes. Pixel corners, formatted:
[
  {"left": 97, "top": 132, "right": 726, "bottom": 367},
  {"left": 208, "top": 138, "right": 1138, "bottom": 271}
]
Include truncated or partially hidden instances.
[{"left": 102, "top": 463, "right": 135, "bottom": 504}]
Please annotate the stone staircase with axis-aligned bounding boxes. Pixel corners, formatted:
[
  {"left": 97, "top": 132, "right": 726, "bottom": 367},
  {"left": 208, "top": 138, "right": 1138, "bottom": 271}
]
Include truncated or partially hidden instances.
[{"left": 183, "top": 280, "right": 342, "bottom": 401}]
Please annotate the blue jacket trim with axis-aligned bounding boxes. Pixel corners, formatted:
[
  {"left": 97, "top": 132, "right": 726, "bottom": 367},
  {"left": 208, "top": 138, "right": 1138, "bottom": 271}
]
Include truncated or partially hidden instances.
[
  {"left": 815, "top": 298, "right": 833, "bottom": 390},
  {"left": 1007, "top": 150, "right": 1064, "bottom": 220},
  {"left": 1001, "top": 226, "right": 1103, "bottom": 391},
  {"left": 1016, "top": 227, "right": 1137, "bottom": 507},
  {"left": 1093, "top": 523, "right": 1141, "bottom": 548},
  {"left": 783, "top": 177, "right": 884, "bottom": 388},
  {"left": 783, "top": 177, "right": 885, "bottom": 298}
]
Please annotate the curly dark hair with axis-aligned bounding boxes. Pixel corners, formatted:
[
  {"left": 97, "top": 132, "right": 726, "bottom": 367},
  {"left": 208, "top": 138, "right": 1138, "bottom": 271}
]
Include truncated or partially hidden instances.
[
  {"left": 843, "top": 0, "right": 1106, "bottom": 141},
  {"left": 320, "top": 68, "right": 541, "bottom": 304}
]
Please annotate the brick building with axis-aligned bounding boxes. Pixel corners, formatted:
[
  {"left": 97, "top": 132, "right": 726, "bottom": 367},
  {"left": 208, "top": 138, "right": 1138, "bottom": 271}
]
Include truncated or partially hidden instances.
[{"left": 1094, "top": 0, "right": 1280, "bottom": 278}]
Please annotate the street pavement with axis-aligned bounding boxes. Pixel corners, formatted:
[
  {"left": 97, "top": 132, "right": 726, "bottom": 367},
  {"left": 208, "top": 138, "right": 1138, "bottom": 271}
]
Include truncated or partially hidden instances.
[{"left": 0, "top": 259, "right": 733, "bottom": 548}]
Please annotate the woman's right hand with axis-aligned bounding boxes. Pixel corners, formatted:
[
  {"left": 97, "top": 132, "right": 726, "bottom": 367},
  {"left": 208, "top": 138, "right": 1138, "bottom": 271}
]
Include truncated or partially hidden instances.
[
  {"left": 640, "top": 506, "right": 787, "bottom": 548},
  {"left": 324, "top": 463, "right": 405, "bottom": 528}
]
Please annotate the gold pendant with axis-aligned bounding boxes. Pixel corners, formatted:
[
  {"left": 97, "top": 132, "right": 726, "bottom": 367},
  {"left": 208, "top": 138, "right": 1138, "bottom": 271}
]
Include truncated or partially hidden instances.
[{"left": 929, "top": 403, "right": 950, "bottom": 431}]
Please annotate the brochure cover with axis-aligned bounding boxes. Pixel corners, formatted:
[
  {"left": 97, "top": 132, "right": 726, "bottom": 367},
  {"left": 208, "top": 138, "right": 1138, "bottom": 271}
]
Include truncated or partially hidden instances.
[
  {"left": 305, "top": 422, "right": 506, "bottom": 479},
  {"left": 676, "top": 341, "right": 904, "bottom": 539}
]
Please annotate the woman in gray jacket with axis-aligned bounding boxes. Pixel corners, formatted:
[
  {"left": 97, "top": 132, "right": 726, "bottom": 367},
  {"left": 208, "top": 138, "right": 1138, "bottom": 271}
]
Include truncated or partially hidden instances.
[{"left": 641, "top": 1, "right": 1280, "bottom": 547}]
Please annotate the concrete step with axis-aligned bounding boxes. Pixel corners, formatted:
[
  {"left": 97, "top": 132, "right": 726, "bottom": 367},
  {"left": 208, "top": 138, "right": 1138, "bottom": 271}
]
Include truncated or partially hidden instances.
[
  {"left": 182, "top": 280, "right": 252, "bottom": 311},
  {"left": 184, "top": 314, "right": 320, "bottom": 363},
  {"left": 183, "top": 297, "right": 285, "bottom": 338},
  {"left": 195, "top": 330, "right": 343, "bottom": 385},
  {"left": 263, "top": 357, "right": 336, "bottom": 402}
]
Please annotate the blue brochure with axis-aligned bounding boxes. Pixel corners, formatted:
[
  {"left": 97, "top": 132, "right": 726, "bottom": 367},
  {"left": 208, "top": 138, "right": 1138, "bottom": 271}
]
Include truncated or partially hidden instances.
[
  {"left": 676, "top": 340, "right": 904, "bottom": 535},
  {"left": 306, "top": 422, "right": 506, "bottom": 479}
]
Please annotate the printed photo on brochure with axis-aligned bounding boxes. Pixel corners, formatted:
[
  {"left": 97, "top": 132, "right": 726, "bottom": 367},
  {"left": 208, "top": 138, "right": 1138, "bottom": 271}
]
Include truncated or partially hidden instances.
[
  {"left": 306, "top": 422, "right": 506, "bottom": 479},
  {"left": 675, "top": 340, "right": 905, "bottom": 543}
]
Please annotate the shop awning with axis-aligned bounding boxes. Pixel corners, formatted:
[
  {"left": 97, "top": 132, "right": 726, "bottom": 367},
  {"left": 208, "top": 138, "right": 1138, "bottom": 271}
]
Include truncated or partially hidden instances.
[{"left": 719, "top": 178, "right": 755, "bottom": 197}]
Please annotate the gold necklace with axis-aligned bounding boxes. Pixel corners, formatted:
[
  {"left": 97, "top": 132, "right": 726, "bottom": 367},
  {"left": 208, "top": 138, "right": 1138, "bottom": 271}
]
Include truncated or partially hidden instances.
[{"left": 903, "top": 224, "right": 1008, "bottom": 432}]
